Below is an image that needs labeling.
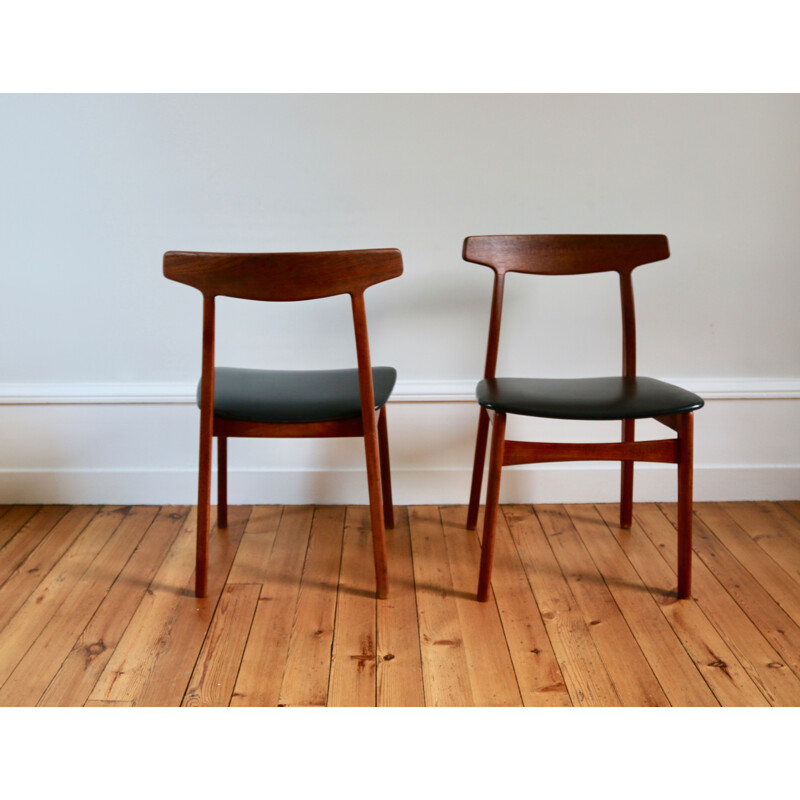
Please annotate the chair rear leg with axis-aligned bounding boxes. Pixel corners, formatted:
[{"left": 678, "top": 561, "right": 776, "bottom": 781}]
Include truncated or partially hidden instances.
[
  {"left": 363, "top": 420, "right": 389, "bottom": 599},
  {"left": 620, "top": 419, "right": 635, "bottom": 528},
  {"left": 676, "top": 412, "right": 694, "bottom": 599},
  {"left": 477, "top": 412, "right": 506, "bottom": 602},
  {"left": 196, "top": 421, "right": 213, "bottom": 598},
  {"left": 217, "top": 435, "right": 228, "bottom": 529},
  {"left": 467, "top": 407, "right": 491, "bottom": 530},
  {"left": 377, "top": 406, "right": 394, "bottom": 529}
]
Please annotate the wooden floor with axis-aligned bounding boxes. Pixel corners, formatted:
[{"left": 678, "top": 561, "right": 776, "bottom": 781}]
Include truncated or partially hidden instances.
[{"left": 1, "top": 500, "right": 800, "bottom": 706}]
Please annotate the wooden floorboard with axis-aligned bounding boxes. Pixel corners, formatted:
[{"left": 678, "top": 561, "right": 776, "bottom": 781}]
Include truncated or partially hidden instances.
[
  {"left": 440, "top": 505, "right": 523, "bottom": 706},
  {"left": 0, "top": 505, "right": 159, "bottom": 707},
  {"left": 376, "top": 507, "right": 425, "bottom": 706},
  {"left": 568, "top": 504, "right": 719, "bottom": 706},
  {"left": 39, "top": 506, "right": 189, "bottom": 707},
  {"left": 229, "top": 506, "right": 314, "bottom": 706},
  {"left": 1, "top": 501, "right": 799, "bottom": 706},
  {"left": 408, "top": 505, "right": 474, "bottom": 706},
  {"left": 601, "top": 503, "right": 769, "bottom": 706},
  {"left": 503, "top": 504, "right": 622, "bottom": 706},
  {"left": 327, "top": 506, "right": 378, "bottom": 706}
]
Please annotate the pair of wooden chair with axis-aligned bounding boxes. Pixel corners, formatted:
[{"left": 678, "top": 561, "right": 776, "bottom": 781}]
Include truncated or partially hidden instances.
[{"left": 164, "top": 235, "right": 703, "bottom": 603}]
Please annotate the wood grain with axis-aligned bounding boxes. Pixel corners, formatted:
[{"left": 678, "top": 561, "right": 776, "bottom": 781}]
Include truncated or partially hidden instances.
[
  {"left": 0, "top": 505, "right": 76, "bottom": 614},
  {"left": 327, "top": 506, "right": 378, "bottom": 706},
  {"left": 536, "top": 504, "right": 669, "bottom": 706},
  {"left": 779, "top": 501, "right": 800, "bottom": 525},
  {"left": 88, "top": 506, "right": 250, "bottom": 706},
  {"left": 468, "top": 505, "right": 569, "bottom": 706},
  {"left": 279, "top": 506, "right": 345, "bottom": 707},
  {"left": 39, "top": 506, "right": 189, "bottom": 706},
  {"left": 659, "top": 502, "right": 800, "bottom": 684},
  {"left": 0, "top": 505, "right": 41, "bottom": 552},
  {"left": 0, "top": 506, "right": 158, "bottom": 706},
  {"left": 230, "top": 506, "right": 314, "bottom": 706},
  {"left": 376, "top": 507, "right": 425, "bottom": 706},
  {"left": 717, "top": 502, "right": 800, "bottom": 588},
  {"left": 182, "top": 583, "right": 261, "bottom": 707},
  {"left": 567, "top": 504, "right": 717, "bottom": 706},
  {"left": 440, "top": 505, "right": 523, "bottom": 705},
  {"left": 610, "top": 502, "right": 800, "bottom": 706},
  {"left": 0, "top": 502, "right": 797, "bottom": 707},
  {"left": 502, "top": 505, "right": 622, "bottom": 706},
  {"left": 609, "top": 503, "right": 772, "bottom": 705},
  {"left": 408, "top": 505, "right": 474, "bottom": 706},
  {"left": 0, "top": 506, "right": 108, "bottom": 688},
  {"left": 226, "top": 505, "right": 283, "bottom": 584}
]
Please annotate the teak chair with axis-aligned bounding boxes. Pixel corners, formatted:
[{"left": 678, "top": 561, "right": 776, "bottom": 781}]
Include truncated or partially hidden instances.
[
  {"left": 464, "top": 235, "right": 704, "bottom": 602},
  {"left": 163, "top": 248, "right": 403, "bottom": 599}
]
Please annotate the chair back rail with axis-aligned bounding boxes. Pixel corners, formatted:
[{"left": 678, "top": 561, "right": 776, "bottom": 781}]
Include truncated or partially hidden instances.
[
  {"left": 462, "top": 234, "right": 668, "bottom": 276},
  {"left": 164, "top": 248, "right": 403, "bottom": 301}
]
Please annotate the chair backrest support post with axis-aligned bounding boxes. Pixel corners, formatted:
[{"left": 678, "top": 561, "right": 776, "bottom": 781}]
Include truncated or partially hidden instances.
[
  {"left": 463, "top": 235, "right": 669, "bottom": 382},
  {"left": 619, "top": 271, "right": 637, "bottom": 377},
  {"left": 199, "top": 295, "right": 216, "bottom": 416},
  {"left": 350, "top": 291, "right": 378, "bottom": 425},
  {"left": 483, "top": 272, "right": 506, "bottom": 380}
]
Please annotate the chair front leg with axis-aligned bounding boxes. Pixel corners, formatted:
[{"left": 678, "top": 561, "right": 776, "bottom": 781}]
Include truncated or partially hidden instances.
[
  {"left": 477, "top": 411, "right": 506, "bottom": 602},
  {"left": 620, "top": 418, "right": 635, "bottom": 528},
  {"left": 217, "top": 435, "right": 228, "bottom": 529},
  {"left": 377, "top": 406, "right": 394, "bottom": 529},
  {"left": 196, "top": 418, "right": 214, "bottom": 598},
  {"left": 676, "top": 412, "right": 694, "bottom": 599},
  {"left": 467, "top": 407, "right": 491, "bottom": 530},
  {"left": 363, "top": 418, "right": 389, "bottom": 599}
]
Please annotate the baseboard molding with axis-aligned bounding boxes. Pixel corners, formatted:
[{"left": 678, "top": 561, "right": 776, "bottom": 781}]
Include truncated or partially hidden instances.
[
  {"left": 0, "top": 378, "right": 797, "bottom": 505},
  {"left": 1, "top": 464, "right": 797, "bottom": 505}
]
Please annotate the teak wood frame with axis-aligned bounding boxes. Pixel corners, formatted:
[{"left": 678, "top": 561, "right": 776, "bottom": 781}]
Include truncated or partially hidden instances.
[
  {"left": 464, "top": 235, "right": 696, "bottom": 602},
  {"left": 164, "top": 249, "right": 403, "bottom": 599}
]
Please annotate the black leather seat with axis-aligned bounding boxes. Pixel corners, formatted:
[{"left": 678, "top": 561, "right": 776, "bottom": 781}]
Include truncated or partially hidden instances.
[
  {"left": 200, "top": 366, "right": 397, "bottom": 423},
  {"left": 477, "top": 376, "right": 704, "bottom": 421}
]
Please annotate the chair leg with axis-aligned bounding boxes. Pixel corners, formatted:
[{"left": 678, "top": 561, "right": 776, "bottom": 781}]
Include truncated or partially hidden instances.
[
  {"left": 196, "top": 420, "right": 214, "bottom": 598},
  {"left": 363, "top": 419, "right": 389, "bottom": 599},
  {"left": 217, "top": 435, "right": 228, "bottom": 529},
  {"left": 676, "top": 412, "right": 694, "bottom": 599},
  {"left": 477, "top": 412, "right": 506, "bottom": 602},
  {"left": 467, "top": 407, "right": 491, "bottom": 530},
  {"left": 377, "top": 406, "right": 394, "bottom": 529},
  {"left": 620, "top": 419, "right": 635, "bottom": 528}
]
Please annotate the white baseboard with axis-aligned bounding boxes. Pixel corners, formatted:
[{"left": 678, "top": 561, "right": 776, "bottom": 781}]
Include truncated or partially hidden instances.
[
  {"left": 1, "top": 465, "right": 797, "bottom": 506},
  {"left": 0, "top": 378, "right": 797, "bottom": 505}
]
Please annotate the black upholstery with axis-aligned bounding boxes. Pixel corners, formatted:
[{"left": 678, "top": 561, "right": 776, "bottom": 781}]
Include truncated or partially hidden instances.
[
  {"left": 198, "top": 366, "right": 397, "bottom": 423},
  {"left": 477, "top": 376, "right": 704, "bottom": 421}
]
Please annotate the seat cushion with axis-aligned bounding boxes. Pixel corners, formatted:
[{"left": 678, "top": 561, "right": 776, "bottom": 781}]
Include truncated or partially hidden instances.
[
  {"left": 198, "top": 366, "right": 397, "bottom": 423},
  {"left": 477, "top": 376, "right": 704, "bottom": 420}
]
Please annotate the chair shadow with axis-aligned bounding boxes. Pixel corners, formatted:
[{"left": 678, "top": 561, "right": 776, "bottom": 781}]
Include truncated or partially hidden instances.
[
  {"left": 118, "top": 565, "right": 675, "bottom": 603},
  {"left": 438, "top": 505, "right": 677, "bottom": 602}
]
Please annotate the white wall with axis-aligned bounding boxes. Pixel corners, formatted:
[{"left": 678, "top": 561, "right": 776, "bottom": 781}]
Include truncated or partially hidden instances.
[{"left": 1, "top": 94, "right": 798, "bottom": 504}]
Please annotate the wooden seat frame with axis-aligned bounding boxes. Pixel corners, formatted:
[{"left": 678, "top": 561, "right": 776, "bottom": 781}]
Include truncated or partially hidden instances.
[
  {"left": 164, "top": 248, "right": 403, "bottom": 599},
  {"left": 464, "top": 235, "right": 697, "bottom": 602}
]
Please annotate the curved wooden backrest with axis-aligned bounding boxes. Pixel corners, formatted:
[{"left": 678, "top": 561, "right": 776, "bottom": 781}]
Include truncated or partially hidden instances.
[
  {"left": 464, "top": 235, "right": 671, "bottom": 380},
  {"left": 163, "top": 248, "right": 403, "bottom": 301},
  {"left": 463, "top": 235, "right": 669, "bottom": 275}
]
